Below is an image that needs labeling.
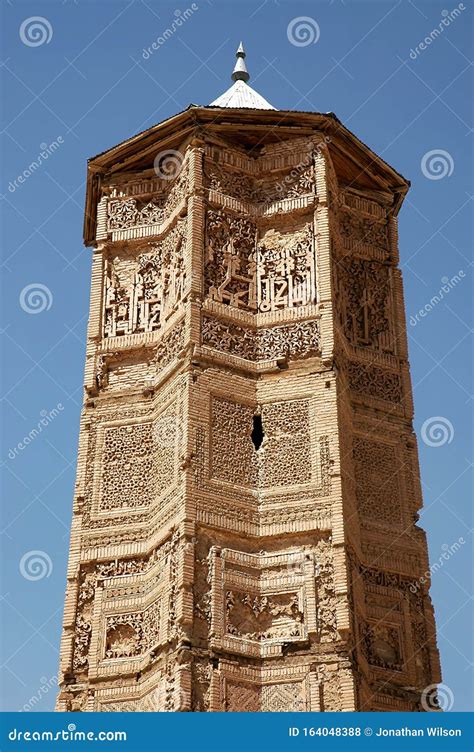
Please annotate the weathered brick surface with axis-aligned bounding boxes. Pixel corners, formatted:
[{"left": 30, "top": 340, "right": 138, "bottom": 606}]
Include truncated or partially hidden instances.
[{"left": 57, "top": 120, "right": 440, "bottom": 712}]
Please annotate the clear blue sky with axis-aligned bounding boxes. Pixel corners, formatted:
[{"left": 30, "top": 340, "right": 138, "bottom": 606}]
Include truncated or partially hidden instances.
[{"left": 1, "top": 0, "right": 472, "bottom": 712}]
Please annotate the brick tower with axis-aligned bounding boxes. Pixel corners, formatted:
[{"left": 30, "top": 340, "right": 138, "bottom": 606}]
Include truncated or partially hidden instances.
[{"left": 57, "top": 46, "right": 441, "bottom": 712}]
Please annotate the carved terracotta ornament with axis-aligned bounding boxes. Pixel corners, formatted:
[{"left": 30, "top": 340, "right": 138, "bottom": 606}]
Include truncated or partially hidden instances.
[{"left": 58, "top": 46, "right": 440, "bottom": 713}]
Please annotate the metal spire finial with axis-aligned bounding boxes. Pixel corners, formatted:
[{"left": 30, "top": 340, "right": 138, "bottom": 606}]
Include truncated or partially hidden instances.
[{"left": 231, "top": 42, "right": 250, "bottom": 83}]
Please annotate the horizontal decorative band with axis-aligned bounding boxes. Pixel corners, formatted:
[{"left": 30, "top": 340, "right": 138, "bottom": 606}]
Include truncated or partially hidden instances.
[
  {"left": 201, "top": 315, "right": 320, "bottom": 364},
  {"left": 208, "top": 190, "right": 315, "bottom": 217},
  {"left": 202, "top": 299, "right": 320, "bottom": 328}
]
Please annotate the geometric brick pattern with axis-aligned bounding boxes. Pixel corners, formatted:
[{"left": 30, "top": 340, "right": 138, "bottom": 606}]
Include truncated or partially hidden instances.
[{"left": 57, "top": 103, "right": 441, "bottom": 713}]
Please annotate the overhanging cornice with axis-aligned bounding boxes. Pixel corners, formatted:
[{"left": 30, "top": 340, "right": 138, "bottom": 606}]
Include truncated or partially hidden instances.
[{"left": 84, "top": 107, "right": 410, "bottom": 246}]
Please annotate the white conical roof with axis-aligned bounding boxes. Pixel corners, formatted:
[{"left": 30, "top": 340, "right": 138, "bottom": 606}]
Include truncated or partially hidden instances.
[
  {"left": 210, "top": 79, "right": 275, "bottom": 109},
  {"left": 209, "top": 43, "right": 276, "bottom": 110}
]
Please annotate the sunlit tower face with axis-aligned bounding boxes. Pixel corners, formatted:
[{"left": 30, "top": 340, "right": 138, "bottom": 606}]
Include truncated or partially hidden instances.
[{"left": 57, "top": 45, "right": 440, "bottom": 713}]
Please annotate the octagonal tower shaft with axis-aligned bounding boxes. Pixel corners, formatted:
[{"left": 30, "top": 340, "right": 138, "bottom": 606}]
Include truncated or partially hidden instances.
[{"left": 57, "top": 107, "right": 440, "bottom": 713}]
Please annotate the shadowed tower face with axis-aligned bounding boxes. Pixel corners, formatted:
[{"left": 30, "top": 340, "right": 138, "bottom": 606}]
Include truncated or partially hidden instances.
[{"left": 57, "top": 46, "right": 441, "bottom": 712}]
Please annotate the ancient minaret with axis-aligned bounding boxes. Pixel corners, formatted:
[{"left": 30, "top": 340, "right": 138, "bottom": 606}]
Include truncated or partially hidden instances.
[{"left": 57, "top": 45, "right": 441, "bottom": 712}]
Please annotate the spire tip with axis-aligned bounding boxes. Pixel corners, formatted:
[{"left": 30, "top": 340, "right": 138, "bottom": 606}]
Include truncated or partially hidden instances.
[{"left": 231, "top": 42, "right": 250, "bottom": 83}]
